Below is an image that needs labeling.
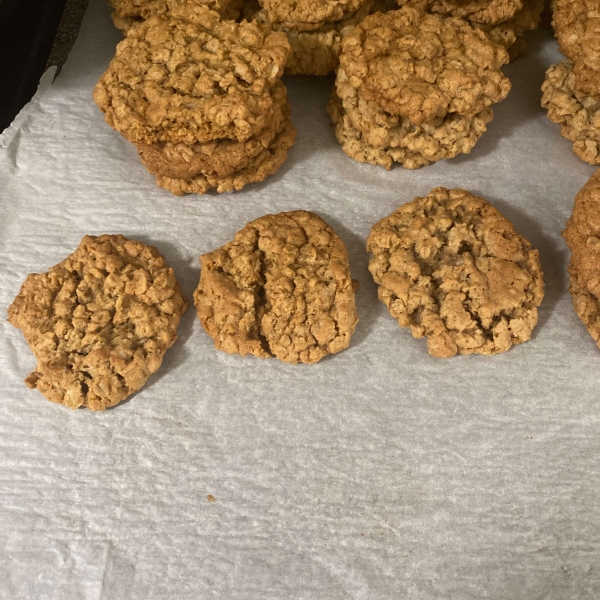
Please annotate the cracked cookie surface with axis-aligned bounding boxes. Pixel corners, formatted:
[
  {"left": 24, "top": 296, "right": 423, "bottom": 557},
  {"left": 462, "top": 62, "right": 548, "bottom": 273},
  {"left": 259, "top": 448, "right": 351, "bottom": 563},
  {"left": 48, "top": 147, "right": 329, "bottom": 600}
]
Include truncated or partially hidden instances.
[
  {"left": 367, "top": 188, "right": 544, "bottom": 357},
  {"left": 339, "top": 8, "right": 511, "bottom": 125},
  {"left": 7, "top": 235, "right": 187, "bottom": 411},
  {"left": 151, "top": 112, "right": 296, "bottom": 194},
  {"left": 93, "top": 11, "right": 290, "bottom": 145},
  {"left": 541, "top": 60, "right": 600, "bottom": 165},
  {"left": 563, "top": 169, "right": 600, "bottom": 348},
  {"left": 194, "top": 210, "right": 358, "bottom": 363}
]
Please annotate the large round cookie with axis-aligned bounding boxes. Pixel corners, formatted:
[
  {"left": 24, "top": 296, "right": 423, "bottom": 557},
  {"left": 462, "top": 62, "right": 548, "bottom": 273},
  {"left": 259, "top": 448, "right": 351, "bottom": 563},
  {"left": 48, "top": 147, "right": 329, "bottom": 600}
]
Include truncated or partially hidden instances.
[
  {"left": 541, "top": 60, "right": 600, "bottom": 166},
  {"left": 7, "top": 235, "right": 188, "bottom": 410},
  {"left": 93, "top": 11, "right": 290, "bottom": 145},
  {"left": 367, "top": 188, "right": 544, "bottom": 357},
  {"left": 338, "top": 8, "right": 511, "bottom": 125},
  {"left": 563, "top": 169, "right": 600, "bottom": 348},
  {"left": 194, "top": 211, "right": 359, "bottom": 363}
]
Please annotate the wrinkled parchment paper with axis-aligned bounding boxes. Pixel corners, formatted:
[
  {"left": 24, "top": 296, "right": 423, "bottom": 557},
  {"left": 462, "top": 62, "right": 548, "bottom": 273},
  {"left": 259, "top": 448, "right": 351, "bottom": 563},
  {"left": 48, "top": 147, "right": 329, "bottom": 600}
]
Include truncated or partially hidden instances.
[{"left": 1, "top": 3, "right": 599, "bottom": 598}]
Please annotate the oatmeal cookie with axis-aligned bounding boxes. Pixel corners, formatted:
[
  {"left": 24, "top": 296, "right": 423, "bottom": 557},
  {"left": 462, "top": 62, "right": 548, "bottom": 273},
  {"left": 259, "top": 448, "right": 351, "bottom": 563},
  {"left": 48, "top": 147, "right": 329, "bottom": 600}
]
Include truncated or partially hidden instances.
[
  {"left": 136, "top": 81, "right": 287, "bottom": 179},
  {"left": 93, "top": 12, "right": 290, "bottom": 145},
  {"left": 396, "top": 0, "right": 524, "bottom": 25},
  {"left": 553, "top": 0, "right": 600, "bottom": 96},
  {"left": 339, "top": 8, "right": 511, "bottom": 125},
  {"left": 258, "top": 0, "right": 371, "bottom": 28},
  {"left": 194, "top": 210, "right": 359, "bottom": 363},
  {"left": 476, "top": 0, "right": 544, "bottom": 59},
  {"left": 541, "top": 60, "right": 600, "bottom": 165},
  {"left": 327, "top": 87, "right": 494, "bottom": 169},
  {"left": 563, "top": 169, "right": 600, "bottom": 347},
  {"left": 153, "top": 114, "right": 296, "bottom": 193},
  {"left": 367, "top": 188, "right": 544, "bottom": 357},
  {"left": 109, "top": 0, "right": 244, "bottom": 33},
  {"left": 7, "top": 235, "right": 187, "bottom": 411},
  {"left": 249, "top": 1, "right": 382, "bottom": 75}
]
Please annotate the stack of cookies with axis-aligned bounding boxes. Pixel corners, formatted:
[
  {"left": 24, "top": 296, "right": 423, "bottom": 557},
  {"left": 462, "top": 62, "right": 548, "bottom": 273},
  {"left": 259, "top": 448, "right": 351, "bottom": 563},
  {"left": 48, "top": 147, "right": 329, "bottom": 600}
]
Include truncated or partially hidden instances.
[
  {"left": 327, "top": 8, "right": 512, "bottom": 169},
  {"left": 541, "top": 0, "right": 600, "bottom": 165},
  {"left": 395, "top": 0, "right": 545, "bottom": 61},
  {"left": 245, "top": 0, "right": 387, "bottom": 75},
  {"left": 94, "top": 7, "right": 296, "bottom": 195},
  {"left": 109, "top": 0, "right": 243, "bottom": 33}
]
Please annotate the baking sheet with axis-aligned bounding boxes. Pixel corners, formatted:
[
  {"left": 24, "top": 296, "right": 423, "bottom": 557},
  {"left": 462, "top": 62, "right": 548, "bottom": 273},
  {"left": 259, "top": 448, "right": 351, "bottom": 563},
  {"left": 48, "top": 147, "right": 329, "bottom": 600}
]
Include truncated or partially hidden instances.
[{"left": 1, "top": 2, "right": 600, "bottom": 598}]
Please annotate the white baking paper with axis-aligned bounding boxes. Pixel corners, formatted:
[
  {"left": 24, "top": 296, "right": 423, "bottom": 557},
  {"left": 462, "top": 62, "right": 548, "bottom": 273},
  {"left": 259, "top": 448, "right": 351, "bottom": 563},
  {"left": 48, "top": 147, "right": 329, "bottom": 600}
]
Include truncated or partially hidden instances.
[{"left": 1, "top": 3, "right": 599, "bottom": 599}]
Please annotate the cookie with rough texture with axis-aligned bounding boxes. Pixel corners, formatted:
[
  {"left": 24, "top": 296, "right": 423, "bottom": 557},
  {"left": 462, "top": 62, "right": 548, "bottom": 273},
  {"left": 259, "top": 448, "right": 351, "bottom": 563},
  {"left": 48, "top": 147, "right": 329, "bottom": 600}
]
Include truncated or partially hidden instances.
[
  {"left": 339, "top": 8, "right": 511, "bottom": 125},
  {"left": 93, "top": 11, "right": 290, "bottom": 145},
  {"left": 553, "top": 0, "right": 600, "bottom": 97},
  {"left": 7, "top": 235, "right": 187, "bottom": 410},
  {"left": 258, "top": 0, "right": 371, "bottom": 28},
  {"left": 328, "top": 88, "right": 493, "bottom": 168},
  {"left": 249, "top": 1, "right": 382, "bottom": 75},
  {"left": 109, "top": 0, "right": 244, "bottom": 33},
  {"left": 367, "top": 188, "right": 544, "bottom": 357},
  {"left": 563, "top": 169, "right": 600, "bottom": 347},
  {"left": 397, "top": 0, "right": 524, "bottom": 24},
  {"left": 194, "top": 210, "right": 359, "bottom": 363},
  {"left": 136, "top": 81, "right": 287, "bottom": 178},
  {"left": 476, "top": 0, "right": 544, "bottom": 59},
  {"left": 152, "top": 114, "right": 296, "bottom": 193},
  {"left": 541, "top": 60, "right": 600, "bottom": 165}
]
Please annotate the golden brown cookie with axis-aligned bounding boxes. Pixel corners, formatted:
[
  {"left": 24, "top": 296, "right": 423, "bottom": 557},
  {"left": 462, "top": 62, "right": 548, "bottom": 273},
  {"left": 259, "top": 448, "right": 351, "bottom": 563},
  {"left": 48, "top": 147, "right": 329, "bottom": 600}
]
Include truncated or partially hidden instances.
[
  {"left": 397, "top": 0, "right": 524, "bottom": 25},
  {"left": 563, "top": 169, "right": 600, "bottom": 347},
  {"left": 152, "top": 114, "right": 296, "bottom": 194},
  {"left": 194, "top": 210, "right": 359, "bottom": 363},
  {"left": 553, "top": 0, "right": 600, "bottom": 97},
  {"left": 136, "top": 81, "right": 288, "bottom": 179},
  {"left": 109, "top": 0, "right": 244, "bottom": 33},
  {"left": 541, "top": 60, "right": 600, "bottom": 165},
  {"left": 248, "top": 1, "right": 382, "bottom": 75},
  {"left": 93, "top": 11, "right": 290, "bottom": 145},
  {"left": 258, "top": 0, "right": 371, "bottom": 28},
  {"left": 339, "top": 8, "right": 511, "bottom": 125},
  {"left": 476, "top": 0, "right": 544, "bottom": 60},
  {"left": 7, "top": 235, "right": 188, "bottom": 411},
  {"left": 367, "top": 188, "right": 544, "bottom": 357},
  {"left": 327, "top": 88, "right": 494, "bottom": 169}
]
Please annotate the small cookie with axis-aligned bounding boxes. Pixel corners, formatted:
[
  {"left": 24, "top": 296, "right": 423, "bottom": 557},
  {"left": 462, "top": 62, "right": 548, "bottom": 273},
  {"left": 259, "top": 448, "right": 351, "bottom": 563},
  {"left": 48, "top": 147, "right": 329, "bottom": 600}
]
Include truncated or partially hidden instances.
[
  {"left": 109, "top": 0, "right": 244, "bottom": 33},
  {"left": 93, "top": 11, "right": 290, "bottom": 145},
  {"left": 136, "top": 81, "right": 287, "bottom": 179},
  {"left": 367, "top": 188, "right": 544, "bottom": 357},
  {"left": 7, "top": 235, "right": 187, "bottom": 410},
  {"left": 327, "top": 89, "right": 494, "bottom": 169},
  {"left": 541, "top": 60, "right": 600, "bottom": 165},
  {"left": 339, "top": 8, "right": 511, "bottom": 125},
  {"left": 194, "top": 210, "right": 359, "bottom": 363},
  {"left": 397, "top": 0, "right": 524, "bottom": 25},
  {"left": 553, "top": 0, "right": 600, "bottom": 97},
  {"left": 152, "top": 113, "right": 296, "bottom": 193},
  {"left": 563, "top": 168, "right": 600, "bottom": 347}
]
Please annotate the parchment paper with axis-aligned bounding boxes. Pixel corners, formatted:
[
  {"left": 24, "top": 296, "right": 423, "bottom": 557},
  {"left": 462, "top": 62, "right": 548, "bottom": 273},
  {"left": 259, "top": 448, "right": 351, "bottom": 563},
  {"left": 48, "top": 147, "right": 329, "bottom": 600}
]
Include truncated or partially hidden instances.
[{"left": 1, "top": 3, "right": 599, "bottom": 599}]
